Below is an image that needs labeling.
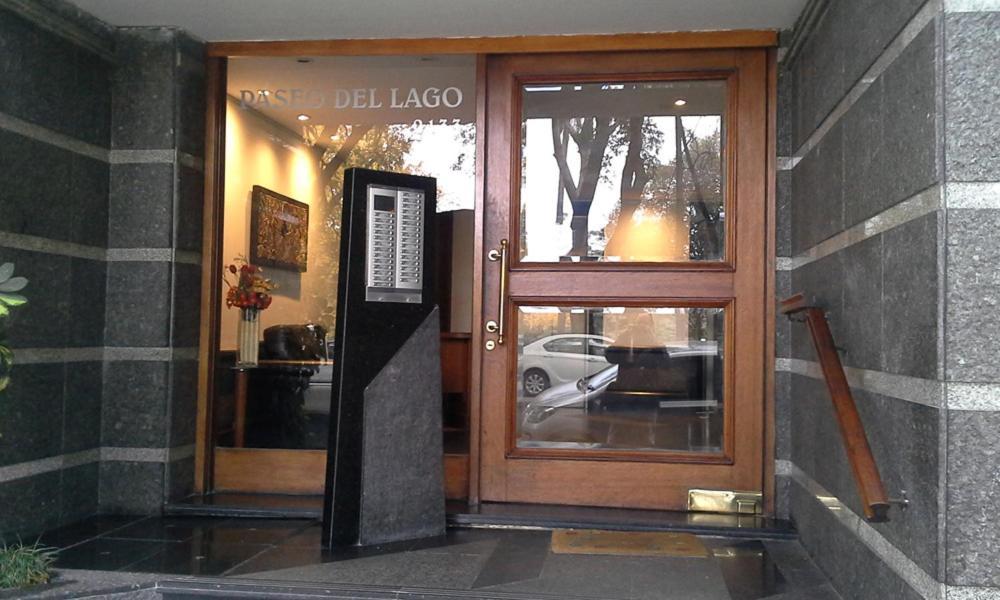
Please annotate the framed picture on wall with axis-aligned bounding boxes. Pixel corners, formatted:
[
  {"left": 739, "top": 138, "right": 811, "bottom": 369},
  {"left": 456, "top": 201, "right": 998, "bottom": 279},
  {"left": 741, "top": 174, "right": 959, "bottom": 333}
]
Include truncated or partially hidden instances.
[{"left": 249, "top": 185, "right": 309, "bottom": 272}]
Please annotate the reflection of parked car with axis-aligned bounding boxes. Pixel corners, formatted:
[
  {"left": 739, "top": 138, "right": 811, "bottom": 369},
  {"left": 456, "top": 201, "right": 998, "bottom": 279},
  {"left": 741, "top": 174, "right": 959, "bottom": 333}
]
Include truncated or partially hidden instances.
[
  {"left": 520, "top": 334, "right": 613, "bottom": 396},
  {"left": 520, "top": 342, "right": 722, "bottom": 434}
]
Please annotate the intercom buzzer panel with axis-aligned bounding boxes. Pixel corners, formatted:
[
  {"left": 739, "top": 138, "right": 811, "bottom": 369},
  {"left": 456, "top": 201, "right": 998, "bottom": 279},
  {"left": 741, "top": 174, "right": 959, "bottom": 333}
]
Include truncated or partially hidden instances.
[{"left": 365, "top": 184, "right": 424, "bottom": 303}]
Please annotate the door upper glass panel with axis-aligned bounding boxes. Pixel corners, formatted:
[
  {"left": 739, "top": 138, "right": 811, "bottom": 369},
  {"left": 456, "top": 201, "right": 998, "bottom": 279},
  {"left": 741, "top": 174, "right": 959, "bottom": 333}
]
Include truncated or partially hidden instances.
[{"left": 518, "top": 79, "right": 726, "bottom": 263}]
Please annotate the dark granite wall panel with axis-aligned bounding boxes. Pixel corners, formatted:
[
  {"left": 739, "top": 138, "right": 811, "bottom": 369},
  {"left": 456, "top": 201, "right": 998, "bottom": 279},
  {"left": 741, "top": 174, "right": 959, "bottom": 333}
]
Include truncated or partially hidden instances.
[
  {"left": 780, "top": 3, "right": 945, "bottom": 595},
  {"left": 169, "top": 360, "right": 199, "bottom": 447},
  {"left": 102, "top": 361, "right": 170, "bottom": 448},
  {"left": 0, "top": 471, "right": 62, "bottom": 541},
  {"left": 104, "top": 261, "right": 172, "bottom": 347},
  {"left": 790, "top": 122, "right": 843, "bottom": 253},
  {"left": 112, "top": 28, "right": 177, "bottom": 150},
  {"left": 60, "top": 462, "right": 100, "bottom": 525},
  {"left": 99, "top": 461, "right": 165, "bottom": 514},
  {"left": 944, "top": 12, "right": 1000, "bottom": 183},
  {"left": 109, "top": 163, "right": 176, "bottom": 248},
  {"left": 0, "top": 6, "right": 112, "bottom": 147},
  {"left": 788, "top": 477, "right": 923, "bottom": 600},
  {"left": 0, "top": 362, "right": 65, "bottom": 467},
  {"left": 0, "top": 1, "right": 114, "bottom": 538},
  {"left": 171, "top": 263, "right": 202, "bottom": 348},
  {"left": 0, "top": 129, "right": 110, "bottom": 247},
  {"left": 100, "top": 26, "right": 206, "bottom": 514},
  {"left": 790, "top": 0, "right": 925, "bottom": 151},
  {"left": 63, "top": 361, "right": 104, "bottom": 454},
  {"left": 881, "top": 211, "right": 939, "bottom": 380}
]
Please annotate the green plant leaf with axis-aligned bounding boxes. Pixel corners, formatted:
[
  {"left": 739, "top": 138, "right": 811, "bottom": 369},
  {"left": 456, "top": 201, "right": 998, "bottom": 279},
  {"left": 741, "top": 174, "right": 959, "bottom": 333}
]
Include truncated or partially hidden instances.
[
  {"left": 0, "top": 276, "right": 27, "bottom": 292},
  {"left": 0, "top": 263, "right": 13, "bottom": 282},
  {"left": 0, "top": 293, "right": 27, "bottom": 307},
  {"left": 0, "top": 304, "right": 8, "bottom": 318},
  {"left": 0, "top": 375, "right": 8, "bottom": 392}
]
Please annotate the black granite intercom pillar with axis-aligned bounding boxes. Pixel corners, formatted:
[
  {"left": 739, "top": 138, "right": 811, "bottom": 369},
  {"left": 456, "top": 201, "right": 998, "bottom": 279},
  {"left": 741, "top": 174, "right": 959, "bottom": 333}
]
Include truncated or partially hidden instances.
[{"left": 323, "top": 168, "right": 444, "bottom": 547}]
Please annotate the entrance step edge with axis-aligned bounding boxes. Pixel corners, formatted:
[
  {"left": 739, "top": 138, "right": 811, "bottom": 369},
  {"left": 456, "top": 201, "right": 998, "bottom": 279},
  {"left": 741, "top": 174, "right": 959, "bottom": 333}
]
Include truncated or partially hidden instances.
[
  {"left": 156, "top": 576, "right": 604, "bottom": 600},
  {"left": 446, "top": 501, "right": 796, "bottom": 540}
]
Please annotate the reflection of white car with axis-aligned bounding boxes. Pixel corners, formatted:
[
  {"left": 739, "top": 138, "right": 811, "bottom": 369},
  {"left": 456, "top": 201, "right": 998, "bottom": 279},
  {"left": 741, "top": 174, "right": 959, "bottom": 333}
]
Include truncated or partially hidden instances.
[{"left": 519, "top": 334, "right": 613, "bottom": 396}]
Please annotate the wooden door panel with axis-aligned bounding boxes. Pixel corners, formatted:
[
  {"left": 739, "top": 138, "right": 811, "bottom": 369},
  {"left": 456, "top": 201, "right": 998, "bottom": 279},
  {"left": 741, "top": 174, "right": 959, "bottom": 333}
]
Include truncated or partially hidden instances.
[{"left": 479, "top": 48, "right": 768, "bottom": 510}]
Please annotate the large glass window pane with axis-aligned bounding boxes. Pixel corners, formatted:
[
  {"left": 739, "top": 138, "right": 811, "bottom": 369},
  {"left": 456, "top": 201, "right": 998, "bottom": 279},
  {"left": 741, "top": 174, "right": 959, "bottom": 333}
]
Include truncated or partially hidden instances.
[
  {"left": 519, "top": 80, "right": 726, "bottom": 263},
  {"left": 216, "top": 55, "right": 476, "bottom": 450},
  {"left": 516, "top": 305, "right": 724, "bottom": 454}
]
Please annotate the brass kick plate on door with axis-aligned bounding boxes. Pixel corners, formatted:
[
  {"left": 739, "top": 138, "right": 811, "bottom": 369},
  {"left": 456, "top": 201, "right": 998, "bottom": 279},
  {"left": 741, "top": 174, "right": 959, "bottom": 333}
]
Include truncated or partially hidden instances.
[{"left": 688, "top": 489, "right": 762, "bottom": 515}]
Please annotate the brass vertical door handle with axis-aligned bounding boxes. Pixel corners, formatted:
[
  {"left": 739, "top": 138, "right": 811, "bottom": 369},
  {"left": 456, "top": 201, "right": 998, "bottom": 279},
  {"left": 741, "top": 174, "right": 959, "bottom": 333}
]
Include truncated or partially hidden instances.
[{"left": 487, "top": 239, "right": 509, "bottom": 345}]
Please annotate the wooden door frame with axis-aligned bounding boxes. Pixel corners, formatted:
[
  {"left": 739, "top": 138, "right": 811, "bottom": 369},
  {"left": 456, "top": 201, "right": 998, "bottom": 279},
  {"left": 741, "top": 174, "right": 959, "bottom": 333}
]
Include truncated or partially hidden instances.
[{"left": 194, "top": 31, "right": 778, "bottom": 511}]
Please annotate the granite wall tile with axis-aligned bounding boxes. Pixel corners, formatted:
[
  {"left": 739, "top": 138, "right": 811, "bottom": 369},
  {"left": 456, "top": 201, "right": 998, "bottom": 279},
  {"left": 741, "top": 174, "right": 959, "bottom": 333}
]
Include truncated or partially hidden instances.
[
  {"left": 60, "top": 462, "right": 100, "bottom": 525},
  {"left": 945, "top": 209, "right": 1000, "bottom": 382},
  {"left": 774, "top": 370, "right": 791, "bottom": 461},
  {"left": 175, "top": 165, "right": 204, "bottom": 253},
  {"left": 790, "top": 479, "right": 923, "bottom": 600},
  {"left": 881, "top": 24, "right": 938, "bottom": 204},
  {"left": 841, "top": 77, "right": 885, "bottom": 228},
  {"left": 776, "top": 170, "right": 792, "bottom": 259},
  {"left": 790, "top": 252, "right": 844, "bottom": 361},
  {"left": 882, "top": 211, "right": 940, "bottom": 380},
  {"left": 839, "top": 0, "right": 924, "bottom": 94},
  {"left": 109, "top": 163, "right": 175, "bottom": 248},
  {"left": 840, "top": 233, "right": 882, "bottom": 372},
  {"left": 169, "top": 359, "right": 198, "bottom": 447},
  {"left": 112, "top": 28, "right": 176, "bottom": 150},
  {"left": 175, "top": 40, "right": 206, "bottom": 158},
  {"left": 0, "top": 130, "right": 109, "bottom": 248},
  {"left": 0, "top": 471, "right": 62, "bottom": 540},
  {"left": 0, "top": 247, "right": 71, "bottom": 349},
  {"left": 788, "top": 374, "right": 940, "bottom": 577},
  {"left": 63, "top": 361, "right": 103, "bottom": 454},
  {"left": 0, "top": 6, "right": 112, "bottom": 147},
  {"left": 791, "top": 122, "right": 843, "bottom": 254},
  {"left": 945, "top": 12, "right": 1000, "bottom": 182},
  {"left": 946, "top": 410, "right": 1000, "bottom": 587},
  {"left": 101, "top": 361, "right": 170, "bottom": 448},
  {"left": 70, "top": 154, "right": 111, "bottom": 248},
  {"left": 69, "top": 258, "right": 107, "bottom": 347},
  {"left": 104, "top": 261, "right": 172, "bottom": 347},
  {"left": 777, "top": 66, "right": 795, "bottom": 157},
  {"left": 0, "top": 128, "right": 74, "bottom": 242},
  {"left": 99, "top": 460, "right": 164, "bottom": 514},
  {"left": 167, "top": 456, "right": 194, "bottom": 501},
  {"left": 171, "top": 263, "right": 202, "bottom": 348},
  {"left": 792, "top": 5, "right": 845, "bottom": 150},
  {"left": 0, "top": 362, "right": 65, "bottom": 466},
  {"left": 775, "top": 268, "right": 791, "bottom": 359}
]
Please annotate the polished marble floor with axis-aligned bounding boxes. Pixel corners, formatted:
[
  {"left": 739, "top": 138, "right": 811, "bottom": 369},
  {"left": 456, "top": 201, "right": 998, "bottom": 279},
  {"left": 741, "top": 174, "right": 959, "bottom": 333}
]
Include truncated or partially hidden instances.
[{"left": 36, "top": 515, "right": 840, "bottom": 600}]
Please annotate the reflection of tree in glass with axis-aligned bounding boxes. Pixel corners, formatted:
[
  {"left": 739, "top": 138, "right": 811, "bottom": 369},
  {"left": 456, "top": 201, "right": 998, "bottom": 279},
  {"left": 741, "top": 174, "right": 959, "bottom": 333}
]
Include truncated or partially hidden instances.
[
  {"left": 604, "top": 119, "right": 723, "bottom": 261},
  {"left": 550, "top": 117, "right": 618, "bottom": 256},
  {"left": 308, "top": 125, "right": 415, "bottom": 331}
]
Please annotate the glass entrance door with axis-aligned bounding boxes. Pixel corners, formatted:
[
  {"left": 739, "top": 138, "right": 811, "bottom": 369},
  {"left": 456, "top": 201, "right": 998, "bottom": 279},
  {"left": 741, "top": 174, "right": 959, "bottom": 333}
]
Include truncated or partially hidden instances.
[{"left": 479, "top": 49, "right": 769, "bottom": 510}]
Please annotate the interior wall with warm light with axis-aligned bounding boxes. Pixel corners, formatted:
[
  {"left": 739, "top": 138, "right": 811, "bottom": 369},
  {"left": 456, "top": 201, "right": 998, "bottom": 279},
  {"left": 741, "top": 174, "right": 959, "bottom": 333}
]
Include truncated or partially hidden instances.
[{"left": 222, "top": 96, "right": 335, "bottom": 348}]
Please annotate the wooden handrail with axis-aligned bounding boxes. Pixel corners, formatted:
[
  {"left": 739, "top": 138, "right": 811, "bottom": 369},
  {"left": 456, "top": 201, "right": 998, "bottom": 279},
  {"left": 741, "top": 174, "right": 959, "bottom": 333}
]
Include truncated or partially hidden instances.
[{"left": 781, "top": 293, "right": 891, "bottom": 523}]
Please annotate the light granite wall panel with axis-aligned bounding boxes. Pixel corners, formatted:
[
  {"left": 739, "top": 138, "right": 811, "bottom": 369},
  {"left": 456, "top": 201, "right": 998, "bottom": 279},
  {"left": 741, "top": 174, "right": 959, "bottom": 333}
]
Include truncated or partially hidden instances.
[{"left": 942, "top": 8, "right": 1000, "bottom": 590}]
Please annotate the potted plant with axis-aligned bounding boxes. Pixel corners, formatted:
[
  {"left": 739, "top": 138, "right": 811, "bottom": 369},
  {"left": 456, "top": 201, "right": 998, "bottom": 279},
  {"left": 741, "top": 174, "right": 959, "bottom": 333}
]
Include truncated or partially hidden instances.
[{"left": 0, "top": 262, "right": 28, "bottom": 391}]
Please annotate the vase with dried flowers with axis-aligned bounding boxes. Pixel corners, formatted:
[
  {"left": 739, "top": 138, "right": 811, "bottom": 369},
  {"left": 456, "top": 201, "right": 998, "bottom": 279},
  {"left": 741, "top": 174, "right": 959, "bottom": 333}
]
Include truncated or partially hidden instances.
[{"left": 223, "top": 257, "right": 275, "bottom": 366}]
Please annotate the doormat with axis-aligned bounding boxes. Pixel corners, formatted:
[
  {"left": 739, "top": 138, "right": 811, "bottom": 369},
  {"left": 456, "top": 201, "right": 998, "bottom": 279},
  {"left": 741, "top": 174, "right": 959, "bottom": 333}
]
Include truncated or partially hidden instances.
[{"left": 550, "top": 528, "right": 709, "bottom": 558}]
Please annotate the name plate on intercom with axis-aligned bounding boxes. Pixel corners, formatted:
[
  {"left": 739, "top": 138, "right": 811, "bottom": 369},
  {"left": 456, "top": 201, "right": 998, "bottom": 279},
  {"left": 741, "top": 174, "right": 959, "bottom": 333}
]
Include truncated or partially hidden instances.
[{"left": 365, "top": 184, "right": 425, "bottom": 303}]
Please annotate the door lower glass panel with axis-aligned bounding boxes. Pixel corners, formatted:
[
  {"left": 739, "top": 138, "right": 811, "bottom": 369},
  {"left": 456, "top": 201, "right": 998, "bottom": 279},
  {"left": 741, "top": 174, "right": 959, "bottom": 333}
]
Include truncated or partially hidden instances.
[{"left": 515, "top": 305, "right": 724, "bottom": 454}]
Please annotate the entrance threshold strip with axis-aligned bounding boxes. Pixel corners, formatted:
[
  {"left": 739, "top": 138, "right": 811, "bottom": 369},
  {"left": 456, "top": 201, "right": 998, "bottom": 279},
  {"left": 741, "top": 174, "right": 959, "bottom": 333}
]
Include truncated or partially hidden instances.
[
  {"left": 447, "top": 502, "right": 796, "bottom": 540},
  {"left": 164, "top": 494, "right": 795, "bottom": 540}
]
